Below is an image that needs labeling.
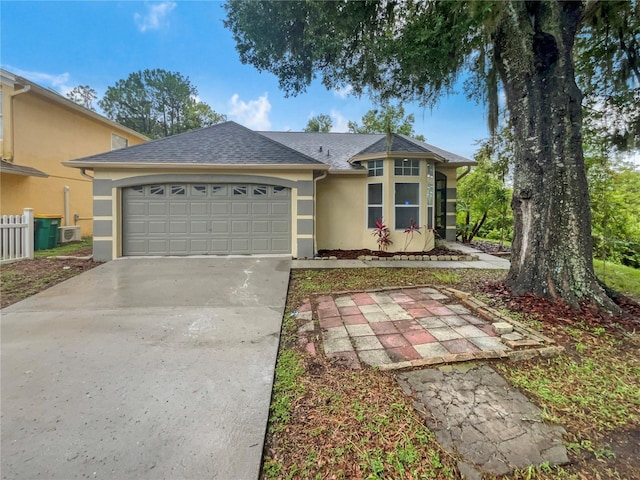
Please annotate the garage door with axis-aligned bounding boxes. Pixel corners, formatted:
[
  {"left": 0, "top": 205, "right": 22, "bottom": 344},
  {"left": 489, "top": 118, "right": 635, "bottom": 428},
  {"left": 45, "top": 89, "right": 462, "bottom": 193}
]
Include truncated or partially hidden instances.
[{"left": 122, "top": 183, "right": 291, "bottom": 255}]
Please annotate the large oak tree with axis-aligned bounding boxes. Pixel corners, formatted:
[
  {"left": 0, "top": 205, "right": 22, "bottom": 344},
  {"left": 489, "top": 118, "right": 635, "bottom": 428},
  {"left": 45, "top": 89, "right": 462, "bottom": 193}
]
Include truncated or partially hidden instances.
[{"left": 225, "top": 0, "right": 639, "bottom": 311}]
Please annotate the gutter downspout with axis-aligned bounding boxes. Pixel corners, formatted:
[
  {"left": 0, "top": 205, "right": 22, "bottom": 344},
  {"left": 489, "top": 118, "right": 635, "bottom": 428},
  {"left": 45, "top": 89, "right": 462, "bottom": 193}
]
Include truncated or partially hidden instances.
[
  {"left": 456, "top": 166, "right": 471, "bottom": 181},
  {"left": 6, "top": 85, "right": 31, "bottom": 161},
  {"left": 80, "top": 168, "right": 94, "bottom": 180},
  {"left": 312, "top": 170, "right": 329, "bottom": 257},
  {"left": 64, "top": 186, "right": 70, "bottom": 226}
]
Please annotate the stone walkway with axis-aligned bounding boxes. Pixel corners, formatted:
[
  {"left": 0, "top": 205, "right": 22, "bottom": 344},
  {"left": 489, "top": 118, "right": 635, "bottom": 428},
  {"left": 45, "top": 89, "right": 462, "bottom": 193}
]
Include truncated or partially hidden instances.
[
  {"left": 295, "top": 287, "right": 559, "bottom": 370},
  {"left": 397, "top": 364, "right": 569, "bottom": 479},
  {"left": 292, "top": 250, "right": 570, "bottom": 478}
]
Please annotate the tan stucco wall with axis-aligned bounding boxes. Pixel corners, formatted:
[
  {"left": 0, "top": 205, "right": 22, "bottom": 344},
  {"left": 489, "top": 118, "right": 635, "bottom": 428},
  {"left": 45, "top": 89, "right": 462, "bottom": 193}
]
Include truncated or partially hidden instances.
[
  {"left": 1, "top": 83, "right": 146, "bottom": 235},
  {"left": 316, "top": 173, "right": 372, "bottom": 250},
  {"left": 317, "top": 159, "right": 445, "bottom": 253}
]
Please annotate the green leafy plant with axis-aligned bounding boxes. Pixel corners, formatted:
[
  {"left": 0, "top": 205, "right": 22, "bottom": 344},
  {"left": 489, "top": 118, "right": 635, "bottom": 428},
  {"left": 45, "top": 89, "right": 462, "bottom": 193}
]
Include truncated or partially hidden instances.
[{"left": 372, "top": 219, "right": 392, "bottom": 252}]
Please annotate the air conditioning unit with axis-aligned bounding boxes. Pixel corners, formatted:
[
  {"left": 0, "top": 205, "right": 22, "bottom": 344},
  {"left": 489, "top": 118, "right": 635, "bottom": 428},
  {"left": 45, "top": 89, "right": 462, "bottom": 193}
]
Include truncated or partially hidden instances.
[{"left": 59, "top": 226, "right": 82, "bottom": 243}]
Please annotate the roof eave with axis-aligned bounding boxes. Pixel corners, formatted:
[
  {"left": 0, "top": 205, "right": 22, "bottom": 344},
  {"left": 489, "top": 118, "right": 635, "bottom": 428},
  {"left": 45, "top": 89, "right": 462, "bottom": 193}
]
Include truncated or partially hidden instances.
[
  {"left": 2, "top": 69, "right": 150, "bottom": 142},
  {"left": 62, "top": 161, "right": 330, "bottom": 171},
  {"left": 349, "top": 151, "right": 448, "bottom": 164},
  {"left": 327, "top": 168, "right": 367, "bottom": 175},
  {"left": 0, "top": 160, "right": 49, "bottom": 178}
]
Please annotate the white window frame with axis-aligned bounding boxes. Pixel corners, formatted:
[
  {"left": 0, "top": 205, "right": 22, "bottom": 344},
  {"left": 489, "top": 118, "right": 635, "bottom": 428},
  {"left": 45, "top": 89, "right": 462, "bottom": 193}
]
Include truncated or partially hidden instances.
[
  {"left": 394, "top": 182, "right": 421, "bottom": 230},
  {"left": 367, "top": 159, "right": 384, "bottom": 177},
  {"left": 367, "top": 182, "right": 383, "bottom": 229},
  {"left": 111, "top": 133, "right": 128, "bottom": 150},
  {"left": 394, "top": 158, "right": 420, "bottom": 176}
]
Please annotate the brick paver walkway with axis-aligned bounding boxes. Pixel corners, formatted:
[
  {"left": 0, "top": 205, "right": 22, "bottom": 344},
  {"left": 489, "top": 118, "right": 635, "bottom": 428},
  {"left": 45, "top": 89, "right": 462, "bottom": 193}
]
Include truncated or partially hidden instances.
[{"left": 314, "top": 287, "right": 510, "bottom": 370}]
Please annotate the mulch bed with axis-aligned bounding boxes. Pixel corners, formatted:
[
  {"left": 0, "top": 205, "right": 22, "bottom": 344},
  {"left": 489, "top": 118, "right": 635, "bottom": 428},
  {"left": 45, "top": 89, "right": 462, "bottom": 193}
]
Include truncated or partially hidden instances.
[
  {"left": 317, "top": 247, "right": 462, "bottom": 259},
  {"left": 468, "top": 240, "right": 511, "bottom": 254},
  {"left": 480, "top": 281, "right": 640, "bottom": 333}
]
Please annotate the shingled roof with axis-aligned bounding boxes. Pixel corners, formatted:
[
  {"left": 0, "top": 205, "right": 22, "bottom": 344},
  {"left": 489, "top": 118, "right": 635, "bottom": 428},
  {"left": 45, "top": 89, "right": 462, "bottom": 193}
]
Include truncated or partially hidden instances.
[
  {"left": 259, "top": 131, "right": 473, "bottom": 170},
  {"left": 65, "top": 121, "right": 473, "bottom": 170},
  {"left": 65, "top": 121, "right": 325, "bottom": 167}
]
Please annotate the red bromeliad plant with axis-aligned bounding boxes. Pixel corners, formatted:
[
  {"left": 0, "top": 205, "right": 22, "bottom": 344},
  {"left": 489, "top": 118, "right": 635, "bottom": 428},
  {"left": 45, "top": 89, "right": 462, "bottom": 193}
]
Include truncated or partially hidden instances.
[
  {"left": 372, "top": 219, "right": 392, "bottom": 252},
  {"left": 403, "top": 219, "right": 422, "bottom": 252}
]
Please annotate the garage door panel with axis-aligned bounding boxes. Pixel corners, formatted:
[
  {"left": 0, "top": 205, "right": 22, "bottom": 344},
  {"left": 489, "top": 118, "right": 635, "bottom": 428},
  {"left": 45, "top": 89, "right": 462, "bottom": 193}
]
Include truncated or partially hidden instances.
[
  {"left": 272, "top": 220, "right": 289, "bottom": 233},
  {"left": 252, "top": 203, "right": 269, "bottom": 215},
  {"left": 271, "top": 238, "right": 290, "bottom": 253},
  {"left": 127, "top": 202, "right": 146, "bottom": 216},
  {"left": 170, "top": 221, "right": 188, "bottom": 234},
  {"left": 231, "top": 238, "right": 250, "bottom": 253},
  {"left": 210, "top": 239, "right": 230, "bottom": 253},
  {"left": 272, "top": 202, "right": 290, "bottom": 215},
  {"left": 232, "top": 220, "right": 249, "bottom": 233},
  {"left": 232, "top": 203, "right": 249, "bottom": 215},
  {"left": 190, "top": 221, "right": 209, "bottom": 234},
  {"left": 252, "top": 220, "right": 269, "bottom": 233},
  {"left": 123, "top": 183, "right": 291, "bottom": 256},
  {"left": 148, "top": 239, "right": 169, "bottom": 254},
  {"left": 126, "top": 221, "right": 146, "bottom": 234},
  {"left": 189, "top": 239, "right": 209, "bottom": 252},
  {"left": 125, "top": 239, "right": 147, "bottom": 255},
  {"left": 148, "top": 203, "right": 167, "bottom": 215},
  {"left": 170, "top": 203, "right": 188, "bottom": 215},
  {"left": 169, "top": 239, "right": 188, "bottom": 254},
  {"left": 211, "top": 221, "right": 229, "bottom": 234},
  {"left": 190, "top": 203, "right": 209, "bottom": 215},
  {"left": 148, "top": 221, "right": 167, "bottom": 234},
  {"left": 251, "top": 238, "right": 269, "bottom": 251},
  {"left": 211, "top": 203, "right": 229, "bottom": 215}
]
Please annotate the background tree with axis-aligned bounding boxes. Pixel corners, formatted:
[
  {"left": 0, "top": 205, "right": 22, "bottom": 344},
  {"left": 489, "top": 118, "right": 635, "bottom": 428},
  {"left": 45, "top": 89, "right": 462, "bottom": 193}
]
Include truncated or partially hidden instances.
[
  {"left": 304, "top": 113, "right": 332, "bottom": 132},
  {"left": 66, "top": 85, "right": 97, "bottom": 111},
  {"left": 457, "top": 130, "right": 513, "bottom": 245},
  {"left": 348, "top": 105, "right": 425, "bottom": 141},
  {"left": 98, "top": 69, "right": 226, "bottom": 138},
  {"left": 225, "top": 0, "right": 640, "bottom": 311}
]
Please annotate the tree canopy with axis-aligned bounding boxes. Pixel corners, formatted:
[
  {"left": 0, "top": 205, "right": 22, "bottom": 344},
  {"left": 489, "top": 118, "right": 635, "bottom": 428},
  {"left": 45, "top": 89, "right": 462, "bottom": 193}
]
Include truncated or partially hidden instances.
[
  {"left": 305, "top": 113, "right": 333, "bottom": 132},
  {"left": 98, "top": 69, "right": 226, "bottom": 138},
  {"left": 225, "top": 0, "right": 640, "bottom": 311},
  {"left": 66, "top": 85, "right": 97, "bottom": 111},
  {"left": 347, "top": 105, "right": 425, "bottom": 141}
]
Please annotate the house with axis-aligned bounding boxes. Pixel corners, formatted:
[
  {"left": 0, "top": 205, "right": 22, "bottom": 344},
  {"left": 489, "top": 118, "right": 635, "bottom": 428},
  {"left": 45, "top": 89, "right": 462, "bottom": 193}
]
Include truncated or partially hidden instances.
[
  {"left": 64, "top": 121, "right": 473, "bottom": 261},
  {"left": 0, "top": 69, "right": 148, "bottom": 236}
]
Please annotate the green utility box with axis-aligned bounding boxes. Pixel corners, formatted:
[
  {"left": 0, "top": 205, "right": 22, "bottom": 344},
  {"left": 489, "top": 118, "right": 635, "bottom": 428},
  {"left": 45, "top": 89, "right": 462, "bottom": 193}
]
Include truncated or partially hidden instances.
[{"left": 34, "top": 215, "right": 62, "bottom": 251}]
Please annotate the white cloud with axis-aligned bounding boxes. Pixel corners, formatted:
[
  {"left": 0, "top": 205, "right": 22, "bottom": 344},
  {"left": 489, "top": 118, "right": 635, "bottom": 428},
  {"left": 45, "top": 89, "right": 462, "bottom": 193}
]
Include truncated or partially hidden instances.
[
  {"left": 134, "top": 2, "right": 176, "bottom": 33},
  {"left": 6, "top": 66, "right": 73, "bottom": 95},
  {"left": 333, "top": 85, "right": 353, "bottom": 99},
  {"left": 330, "top": 109, "right": 349, "bottom": 132},
  {"left": 228, "top": 93, "right": 271, "bottom": 130}
]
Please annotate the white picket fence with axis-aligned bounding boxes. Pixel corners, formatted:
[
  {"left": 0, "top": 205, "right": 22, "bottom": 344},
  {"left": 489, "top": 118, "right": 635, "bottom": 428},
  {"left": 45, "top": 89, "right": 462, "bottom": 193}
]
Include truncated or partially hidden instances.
[{"left": 1, "top": 208, "right": 34, "bottom": 264}]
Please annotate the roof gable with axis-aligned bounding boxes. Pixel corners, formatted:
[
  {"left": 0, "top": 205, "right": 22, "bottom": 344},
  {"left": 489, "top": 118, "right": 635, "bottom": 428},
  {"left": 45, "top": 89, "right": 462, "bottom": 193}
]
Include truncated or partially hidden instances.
[{"left": 356, "top": 134, "right": 429, "bottom": 156}]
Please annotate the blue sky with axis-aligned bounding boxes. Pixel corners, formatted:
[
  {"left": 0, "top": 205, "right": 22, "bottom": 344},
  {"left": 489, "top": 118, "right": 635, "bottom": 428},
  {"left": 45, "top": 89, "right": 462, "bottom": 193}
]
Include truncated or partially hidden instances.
[{"left": 1, "top": 1, "right": 490, "bottom": 159}]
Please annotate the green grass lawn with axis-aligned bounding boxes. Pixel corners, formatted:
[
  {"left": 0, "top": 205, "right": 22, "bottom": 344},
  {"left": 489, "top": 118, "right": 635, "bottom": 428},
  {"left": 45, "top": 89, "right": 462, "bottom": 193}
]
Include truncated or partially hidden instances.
[
  {"left": 34, "top": 237, "right": 92, "bottom": 258},
  {"left": 594, "top": 259, "right": 640, "bottom": 301},
  {"left": 474, "top": 238, "right": 639, "bottom": 301}
]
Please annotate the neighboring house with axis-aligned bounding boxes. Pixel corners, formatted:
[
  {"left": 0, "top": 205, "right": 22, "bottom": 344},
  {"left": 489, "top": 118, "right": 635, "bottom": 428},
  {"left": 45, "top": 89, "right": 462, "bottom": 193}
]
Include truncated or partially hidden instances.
[
  {"left": 0, "top": 69, "right": 148, "bottom": 236},
  {"left": 64, "top": 121, "right": 474, "bottom": 261}
]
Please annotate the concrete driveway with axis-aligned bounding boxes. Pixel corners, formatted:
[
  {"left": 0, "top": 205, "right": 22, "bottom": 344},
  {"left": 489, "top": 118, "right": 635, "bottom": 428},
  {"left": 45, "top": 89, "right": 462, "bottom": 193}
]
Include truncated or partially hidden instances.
[{"left": 1, "top": 256, "right": 290, "bottom": 479}]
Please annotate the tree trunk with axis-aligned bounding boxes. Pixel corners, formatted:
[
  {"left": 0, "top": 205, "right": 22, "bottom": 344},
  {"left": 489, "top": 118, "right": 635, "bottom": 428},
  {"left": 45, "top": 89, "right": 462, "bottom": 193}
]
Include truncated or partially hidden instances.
[{"left": 495, "top": 1, "right": 618, "bottom": 311}]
